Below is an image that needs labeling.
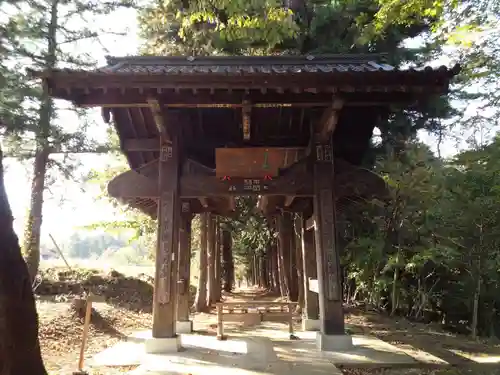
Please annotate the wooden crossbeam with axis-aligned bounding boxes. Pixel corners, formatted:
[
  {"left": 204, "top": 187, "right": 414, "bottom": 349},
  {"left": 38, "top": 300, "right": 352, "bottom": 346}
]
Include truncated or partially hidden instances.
[{"left": 108, "top": 158, "right": 313, "bottom": 199}]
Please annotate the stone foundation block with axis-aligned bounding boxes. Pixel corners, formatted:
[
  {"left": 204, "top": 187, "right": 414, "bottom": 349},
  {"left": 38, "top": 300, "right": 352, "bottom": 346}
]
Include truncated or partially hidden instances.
[
  {"left": 316, "top": 332, "right": 353, "bottom": 351},
  {"left": 302, "top": 318, "right": 320, "bottom": 331},
  {"left": 144, "top": 335, "right": 181, "bottom": 354},
  {"left": 176, "top": 320, "right": 193, "bottom": 334}
]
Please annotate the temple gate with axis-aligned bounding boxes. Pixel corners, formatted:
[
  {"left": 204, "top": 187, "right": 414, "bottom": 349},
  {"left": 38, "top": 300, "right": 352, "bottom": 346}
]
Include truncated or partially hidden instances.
[{"left": 32, "top": 54, "right": 459, "bottom": 352}]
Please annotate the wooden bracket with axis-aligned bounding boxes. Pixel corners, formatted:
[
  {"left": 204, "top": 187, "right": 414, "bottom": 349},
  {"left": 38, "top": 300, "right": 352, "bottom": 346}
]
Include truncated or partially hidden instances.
[
  {"left": 242, "top": 100, "right": 251, "bottom": 141},
  {"left": 147, "top": 97, "right": 171, "bottom": 140},
  {"left": 316, "top": 98, "right": 344, "bottom": 143},
  {"left": 284, "top": 195, "right": 295, "bottom": 207}
]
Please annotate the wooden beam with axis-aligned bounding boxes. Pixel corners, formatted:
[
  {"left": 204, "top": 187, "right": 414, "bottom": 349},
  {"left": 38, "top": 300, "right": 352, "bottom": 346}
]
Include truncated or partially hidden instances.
[
  {"left": 72, "top": 88, "right": 424, "bottom": 109},
  {"left": 215, "top": 147, "right": 305, "bottom": 178},
  {"left": 181, "top": 159, "right": 313, "bottom": 198},
  {"left": 316, "top": 99, "right": 343, "bottom": 143}
]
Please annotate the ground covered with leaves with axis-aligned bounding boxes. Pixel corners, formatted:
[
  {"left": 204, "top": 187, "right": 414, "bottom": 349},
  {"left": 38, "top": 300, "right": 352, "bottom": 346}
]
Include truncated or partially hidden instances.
[
  {"left": 35, "top": 267, "right": 195, "bottom": 374},
  {"left": 341, "top": 305, "right": 500, "bottom": 375}
]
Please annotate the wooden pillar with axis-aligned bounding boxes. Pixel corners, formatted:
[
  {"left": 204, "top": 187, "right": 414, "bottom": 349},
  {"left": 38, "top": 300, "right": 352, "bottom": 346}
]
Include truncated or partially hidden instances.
[
  {"left": 152, "top": 135, "right": 181, "bottom": 339},
  {"left": 176, "top": 212, "right": 192, "bottom": 323},
  {"left": 313, "top": 141, "right": 345, "bottom": 336},
  {"left": 302, "top": 217, "right": 319, "bottom": 322}
]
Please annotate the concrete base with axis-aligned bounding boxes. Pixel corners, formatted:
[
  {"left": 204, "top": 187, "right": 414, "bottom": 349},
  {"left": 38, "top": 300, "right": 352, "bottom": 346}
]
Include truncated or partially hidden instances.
[
  {"left": 302, "top": 318, "right": 320, "bottom": 331},
  {"left": 144, "top": 335, "right": 181, "bottom": 354},
  {"left": 316, "top": 332, "right": 353, "bottom": 351},
  {"left": 176, "top": 320, "right": 193, "bottom": 334}
]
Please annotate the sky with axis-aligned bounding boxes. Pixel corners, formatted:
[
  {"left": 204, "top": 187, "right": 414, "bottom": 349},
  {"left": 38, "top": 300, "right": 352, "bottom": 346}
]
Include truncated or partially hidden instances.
[
  {"left": 4, "top": 7, "right": 140, "bottom": 242},
  {"left": 1, "top": 6, "right": 488, "bottom": 243}
]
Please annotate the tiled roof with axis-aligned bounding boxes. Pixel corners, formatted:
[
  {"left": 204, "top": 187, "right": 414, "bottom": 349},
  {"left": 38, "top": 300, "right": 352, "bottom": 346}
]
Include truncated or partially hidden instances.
[{"left": 98, "top": 54, "right": 398, "bottom": 75}]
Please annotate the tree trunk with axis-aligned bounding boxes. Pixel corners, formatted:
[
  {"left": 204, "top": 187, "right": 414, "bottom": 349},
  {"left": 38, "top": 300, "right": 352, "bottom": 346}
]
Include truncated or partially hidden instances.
[
  {"left": 295, "top": 217, "right": 304, "bottom": 311},
  {"left": 221, "top": 230, "right": 233, "bottom": 292},
  {"left": 270, "top": 243, "right": 280, "bottom": 293},
  {"left": 278, "top": 213, "right": 292, "bottom": 299},
  {"left": 23, "top": 0, "right": 58, "bottom": 283},
  {"left": 471, "top": 259, "right": 481, "bottom": 340},
  {"left": 214, "top": 218, "right": 222, "bottom": 301},
  {"left": 289, "top": 221, "right": 299, "bottom": 302},
  {"left": 206, "top": 213, "right": 216, "bottom": 307},
  {"left": 23, "top": 148, "right": 49, "bottom": 282},
  {"left": 390, "top": 249, "right": 400, "bottom": 316},
  {"left": 193, "top": 213, "right": 208, "bottom": 312},
  {"left": 0, "top": 144, "right": 48, "bottom": 375}
]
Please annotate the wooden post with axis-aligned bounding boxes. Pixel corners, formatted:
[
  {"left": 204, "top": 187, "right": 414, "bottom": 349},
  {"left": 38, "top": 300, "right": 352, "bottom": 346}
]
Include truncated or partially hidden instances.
[
  {"left": 302, "top": 217, "right": 319, "bottom": 321},
  {"left": 176, "top": 212, "right": 192, "bottom": 323},
  {"left": 152, "top": 133, "right": 181, "bottom": 338},
  {"left": 313, "top": 141, "right": 345, "bottom": 336}
]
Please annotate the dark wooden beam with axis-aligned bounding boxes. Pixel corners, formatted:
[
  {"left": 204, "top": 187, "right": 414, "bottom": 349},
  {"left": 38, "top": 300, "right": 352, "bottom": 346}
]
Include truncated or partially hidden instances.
[
  {"left": 72, "top": 88, "right": 431, "bottom": 108},
  {"left": 317, "top": 99, "right": 343, "bottom": 143},
  {"left": 180, "top": 159, "right": 313, "bottom": 198}
]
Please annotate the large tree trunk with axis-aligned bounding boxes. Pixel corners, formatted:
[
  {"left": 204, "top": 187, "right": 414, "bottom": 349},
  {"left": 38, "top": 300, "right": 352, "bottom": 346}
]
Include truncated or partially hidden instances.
[
  {"left": 214, "top": 218, "right": 222, "bottom": 301},
  {"left": 278, "top": 213, "right": 292, "bottom": 299},
  {"left": 294, "top": 217, "right": 304, "bottom": 311},
  {"left": 193, "top": 213, "right": 208, "bottom": 312},
  {"left": 23, "top": 148, "right": 49, "bottom": 282},
  {"left": 288, "top": 217, "right": 299, "bottom": 302},
  {"left": 270, "top": 243, "right": 280, "bottom": 293},
  {"left": 221, "top": 230, "right": 233, "bottom": 292},
  {"left": 0, "top": 145, "right": 48, "bottom": 375}
]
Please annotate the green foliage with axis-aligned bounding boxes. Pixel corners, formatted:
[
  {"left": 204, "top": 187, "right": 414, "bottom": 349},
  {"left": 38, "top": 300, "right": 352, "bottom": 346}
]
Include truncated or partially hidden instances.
[
  {"left": 343, "top": 137, "right": 500, "bottom": 337},
  {"left": 139, "top": 0, "right": 298, "bottom": 55}
]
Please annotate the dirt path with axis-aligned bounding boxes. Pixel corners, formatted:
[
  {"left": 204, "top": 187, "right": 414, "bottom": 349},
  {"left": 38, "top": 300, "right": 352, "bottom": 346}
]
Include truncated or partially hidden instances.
[{"left": 36, "top": 286, "right": 500, "bottom": 375}]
